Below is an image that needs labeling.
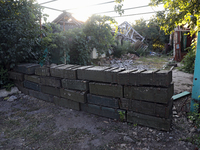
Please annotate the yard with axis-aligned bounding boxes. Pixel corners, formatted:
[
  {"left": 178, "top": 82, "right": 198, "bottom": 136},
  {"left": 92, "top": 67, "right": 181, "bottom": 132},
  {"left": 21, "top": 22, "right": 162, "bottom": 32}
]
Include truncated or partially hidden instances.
[{"left": 0, "top": 56, "right": 199, "bottom": 150}]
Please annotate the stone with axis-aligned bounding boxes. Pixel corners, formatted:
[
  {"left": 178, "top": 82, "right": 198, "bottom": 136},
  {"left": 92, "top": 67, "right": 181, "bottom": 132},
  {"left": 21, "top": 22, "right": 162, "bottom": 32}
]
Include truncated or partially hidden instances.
[
  {"left": 7, "top": 95, "right": 18, "bottom": 102},
  {"left": 63, "top": 65, "right": 80, "bottom": 79},
  {"left": 118, "top": 69, "right": 138, "bottom": 85},
  {"left": 123, "top": 136, "right": 135, "bottom": 142},
  {"left": 50, "top": 64, "right": 74, "bottom": 78}
]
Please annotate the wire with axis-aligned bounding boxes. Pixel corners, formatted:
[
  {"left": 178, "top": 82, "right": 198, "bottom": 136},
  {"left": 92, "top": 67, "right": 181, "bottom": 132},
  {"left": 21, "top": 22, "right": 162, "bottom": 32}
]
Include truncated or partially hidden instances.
[
  {"left": 41, "top": 6, "right": 63, "bottom": 12},
  {"left": 65, "top": 1, "right": 115, "bottom": 11},
  {"left": 94, "top": 4, "right": 152, "bottom": 14},
  {"left": 39, "top": 0, "right": 57, "bottom": 5},
  {"left": 111, "top": 11, "right": 161, "bottom": 18}
]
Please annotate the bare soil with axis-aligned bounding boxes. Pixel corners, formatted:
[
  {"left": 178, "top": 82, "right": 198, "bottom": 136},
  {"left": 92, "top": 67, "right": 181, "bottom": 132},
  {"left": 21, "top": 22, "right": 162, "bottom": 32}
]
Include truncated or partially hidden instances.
[{"left": 0, "top": 57, "right": 199, "bottom": 150}]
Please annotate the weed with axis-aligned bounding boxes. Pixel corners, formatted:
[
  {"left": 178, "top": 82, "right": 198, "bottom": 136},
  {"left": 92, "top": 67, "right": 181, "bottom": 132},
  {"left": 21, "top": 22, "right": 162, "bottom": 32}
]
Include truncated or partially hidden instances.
[
  {"left": 118, "top": 111, "right": 125, "bottom": 122},
  {"left": 187, "top": 103, "right": 200, "bottom": 148}
]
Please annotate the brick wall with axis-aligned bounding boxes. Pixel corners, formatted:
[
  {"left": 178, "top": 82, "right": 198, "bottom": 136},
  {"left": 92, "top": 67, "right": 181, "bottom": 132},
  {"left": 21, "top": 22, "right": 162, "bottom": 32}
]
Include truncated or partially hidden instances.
[{"left": 9, "top": 63, "right": 174, "bottom": 131}]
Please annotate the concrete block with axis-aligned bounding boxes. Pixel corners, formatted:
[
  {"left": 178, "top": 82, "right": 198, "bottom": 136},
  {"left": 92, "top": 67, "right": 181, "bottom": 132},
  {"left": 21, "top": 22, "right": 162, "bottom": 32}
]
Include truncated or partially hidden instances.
[
  {"left": 118, "top": 69, "right": 138, "bottom": 85},
  {"left": 87, "top": 94, "right": 119, "bottom": 108},
  {"left": 41, "top": 85, "right": 60, "bottom": 97},
  {"left": 137, "top": 70, "right": 159, "bottom": 86},
  {"left": 24, "top": 80, "right": 41, "bottom": 91},
  {"left": 61, "top": 79, "right": 88, "bottom": 91},
  {"left": 53, "top": 96, "right": 80, "bottom": 111},
  {"left": 77, "top": 66, "right": 93, "bottom": 79},
  {"left": 120, "top": 98, "right": 173, "bottom": 118},
  {"left": 129, "top": 69, "right": 146, "bottom": 85},
  {"left": 29, "top": 89, "right": 53, "bottom": 102},
  {"left": 105, "top": 68, "right": 125, "bottom": 83},
  {"left": 41, "top": 77, "right": 61, "bottom": 88},
  {"left": 50, "top": 64, "right": 74, "bottom": 78},
  {"left": 154, "top": 70, "right": 172, "bottom": 87},
  {"left": 60, "top": 88, "right": 86, "bottom": 103},
  {"left": 8, "top": 71, "right": 24, "bottom": 81},
  {"left": 35, "top": 66, "right": 50, "bottom": 76},
  {"left": 127, "top": 111, "right": 171, "bottom": 131},
  {"left": 63, "top": 65, "right": 80, "bottom": 79},
  {"left": 14, "top": 63, "right": 40, "bottom": 74},
  {"left": 77, "top": 66, "right": 111, "bottom": 82},
  {"left": 24, "top": 75, "right": 40, "bottom": 84},
  {"left": 81, "top": 103, "right": 126, "bottom": 120},
  {"left": 124, "top": 84, "right": 174, "bottom": 104},
  {"left": 89, "top": 82, "right": 123, "bottom": 98}
]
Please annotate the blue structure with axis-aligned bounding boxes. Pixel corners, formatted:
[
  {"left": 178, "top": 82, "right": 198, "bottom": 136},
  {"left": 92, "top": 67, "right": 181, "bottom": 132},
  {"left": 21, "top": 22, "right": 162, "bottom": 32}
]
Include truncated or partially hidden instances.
[{"left": 191, "top": 31, "right": 200, "bottom": 112}]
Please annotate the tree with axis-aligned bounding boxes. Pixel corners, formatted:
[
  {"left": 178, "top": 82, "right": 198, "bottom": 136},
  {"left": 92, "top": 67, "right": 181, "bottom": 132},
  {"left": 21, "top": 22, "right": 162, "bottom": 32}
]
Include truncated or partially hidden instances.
[
  {"left": 0, "top": 0, "right": 47, "bottom": 69},
  {"left": 132, "top": 17, "right": 169, "bottom": 52},
  {"left": 150, "top": 0, "right": 200, "bottom": 34},
  {"left": 83, "top": 15, "right": 117, "bottom": 56}
]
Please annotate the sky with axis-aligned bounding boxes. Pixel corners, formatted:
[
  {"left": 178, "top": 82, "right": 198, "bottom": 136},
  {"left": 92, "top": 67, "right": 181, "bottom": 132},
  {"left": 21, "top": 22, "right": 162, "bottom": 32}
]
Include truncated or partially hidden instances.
[{"left": 36, "top": 0, "right": 164, "bottom": 25}]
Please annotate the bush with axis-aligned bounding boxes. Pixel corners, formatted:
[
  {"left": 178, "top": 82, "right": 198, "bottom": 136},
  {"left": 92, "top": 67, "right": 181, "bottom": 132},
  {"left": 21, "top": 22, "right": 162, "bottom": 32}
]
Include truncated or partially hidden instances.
[
  {"left": 0, "top": 1, "right": 46, "bottom": 69},
  {"left": 179, "top": 45, "right": 196, "bottom": 74}
]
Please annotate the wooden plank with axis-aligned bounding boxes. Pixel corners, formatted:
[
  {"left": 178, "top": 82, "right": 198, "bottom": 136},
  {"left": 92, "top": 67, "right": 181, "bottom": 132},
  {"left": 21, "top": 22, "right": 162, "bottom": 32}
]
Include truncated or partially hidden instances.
[{"left": 172, "top": 91, "right": 191, "bottom": 100}]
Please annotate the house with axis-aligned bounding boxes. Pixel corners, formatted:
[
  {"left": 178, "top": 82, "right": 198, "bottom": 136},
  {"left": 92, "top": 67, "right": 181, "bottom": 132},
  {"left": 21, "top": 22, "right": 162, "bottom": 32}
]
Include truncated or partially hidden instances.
[
  {"left": 171, "top": 26, "right": 196, "bottom": 62},
  {"left": 52, "top": 11, "right": 83, "bottom": 31}
]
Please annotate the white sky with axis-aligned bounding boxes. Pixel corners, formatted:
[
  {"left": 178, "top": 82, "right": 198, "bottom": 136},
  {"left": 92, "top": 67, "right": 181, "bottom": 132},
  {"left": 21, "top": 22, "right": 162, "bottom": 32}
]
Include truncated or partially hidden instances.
[{"left": 36, "top": 0, "right": 164, "bottom": 25}]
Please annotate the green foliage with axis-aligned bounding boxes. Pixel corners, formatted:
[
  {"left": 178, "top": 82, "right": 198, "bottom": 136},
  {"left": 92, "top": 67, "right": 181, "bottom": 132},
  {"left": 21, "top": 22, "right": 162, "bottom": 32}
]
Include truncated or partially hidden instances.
[
  {"left": 132, "top": 18, "right": 169, "bottom": 52},
  {"left": 150, "top": 0, "right": 200, "bottom": 34},
  {"left": 0, "top": 0, "right": 47, "bottom": 69},
  {"left": 179, "top": 44, "right": 196, "bottom": 74},
  {"left": 112, "top": 41, "right": 134, "bottom": 58},
  {"left": 118, "top": 111, "right": 125, "bottom": 122},
  {"left": 83, "top": 15, "right": 117, "bottom": 57},
  {"left": 0, "top": 65, "right": 14, "bottom": 90},
  {"left": 187, "top": 103, "right": 200, "bottom": 148}
]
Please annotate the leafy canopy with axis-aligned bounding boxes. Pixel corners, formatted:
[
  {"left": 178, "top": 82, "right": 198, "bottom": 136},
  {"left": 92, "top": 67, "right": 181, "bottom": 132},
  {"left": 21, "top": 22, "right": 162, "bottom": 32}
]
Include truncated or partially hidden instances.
[
  {"left": 150, "top": 0, "right": 200, "bottom": 34},
  {"left": 83, "top": 15, "right": 117, "bottom": 56},
  {"left": 0, "top": 0, "right": 47, "bottom": 69}
]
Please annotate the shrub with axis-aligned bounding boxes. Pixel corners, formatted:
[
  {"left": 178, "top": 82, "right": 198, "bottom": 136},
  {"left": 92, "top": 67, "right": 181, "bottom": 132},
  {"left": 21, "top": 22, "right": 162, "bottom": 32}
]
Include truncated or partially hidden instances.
[{"left": 179, "top": 45, "right": 196, "bottom": 74}]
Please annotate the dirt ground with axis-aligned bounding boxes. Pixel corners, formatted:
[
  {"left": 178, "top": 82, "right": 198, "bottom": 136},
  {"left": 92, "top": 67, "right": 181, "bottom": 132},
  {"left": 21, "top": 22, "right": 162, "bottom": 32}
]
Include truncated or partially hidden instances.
[{"left": 0, "top": 60, "right": 199, "bottom": 150}]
